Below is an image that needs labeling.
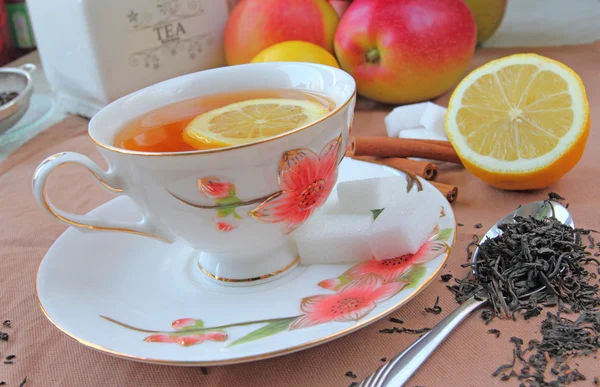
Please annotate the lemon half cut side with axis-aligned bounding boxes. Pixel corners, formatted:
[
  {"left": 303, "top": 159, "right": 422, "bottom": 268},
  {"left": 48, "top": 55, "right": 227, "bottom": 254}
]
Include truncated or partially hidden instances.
[{"left": 445, "top": 53, "right": 590, "bottom": 190}]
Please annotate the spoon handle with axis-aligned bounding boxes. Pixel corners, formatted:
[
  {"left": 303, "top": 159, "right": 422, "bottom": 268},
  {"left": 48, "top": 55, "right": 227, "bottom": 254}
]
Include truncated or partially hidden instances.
[{"left": 359, "top": 297, "right": 487, "bottom": 387}]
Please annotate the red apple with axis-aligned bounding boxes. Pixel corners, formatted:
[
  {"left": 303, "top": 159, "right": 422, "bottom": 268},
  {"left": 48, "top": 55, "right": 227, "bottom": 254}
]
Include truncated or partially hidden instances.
[
  {"left": 334, "top": 0, "right": 477, "bottom": 104},
  {"left": 224, "top": 0, "right": 339, "bottom": 65}
]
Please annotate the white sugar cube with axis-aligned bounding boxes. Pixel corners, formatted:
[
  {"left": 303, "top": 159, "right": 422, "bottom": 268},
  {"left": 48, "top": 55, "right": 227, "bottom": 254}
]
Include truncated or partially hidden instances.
[
  {"left": 398, "top": 128, "right": 448, "bottom": 141},
  {"left": 384, "top": 102, "right": 429, "bottom": 137},
  {"left": 419, "top": 103, "right": 448, "bottom": 137},
  {"left": 368, "top": 189, "right": 441, "bottom": 260},
  {"left": 337, "top": 176, "right": 408, "bottom": 213},
  {"left": 318, "top": 188, "right": 343, "bottom": 214},
  {"left": 296, "top": 214, "right": 374, "bottom": 265}
]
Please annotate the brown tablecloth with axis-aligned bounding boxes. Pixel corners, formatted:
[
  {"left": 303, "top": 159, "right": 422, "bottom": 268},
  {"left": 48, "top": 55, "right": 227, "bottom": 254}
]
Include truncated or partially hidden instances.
[{"left": 1, "top": 42, "right": 599, "bottom": 387}]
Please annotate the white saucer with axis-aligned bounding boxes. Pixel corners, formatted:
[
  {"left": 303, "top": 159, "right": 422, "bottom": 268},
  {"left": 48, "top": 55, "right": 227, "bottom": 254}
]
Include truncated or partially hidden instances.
[{"left": 36, "top": 158, "right": 456, "bottom": 366}]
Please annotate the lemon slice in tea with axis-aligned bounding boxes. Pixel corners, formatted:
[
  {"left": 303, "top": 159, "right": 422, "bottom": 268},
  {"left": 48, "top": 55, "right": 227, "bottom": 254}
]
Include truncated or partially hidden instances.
[{"left": 183, "top": 98, "right": 330, "bottom": 149}]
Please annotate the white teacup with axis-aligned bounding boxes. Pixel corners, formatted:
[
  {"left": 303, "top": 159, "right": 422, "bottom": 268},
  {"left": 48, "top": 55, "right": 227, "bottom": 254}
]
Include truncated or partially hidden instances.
[{"left": 33, "top": 62, "right": 356, "bottom": 285}]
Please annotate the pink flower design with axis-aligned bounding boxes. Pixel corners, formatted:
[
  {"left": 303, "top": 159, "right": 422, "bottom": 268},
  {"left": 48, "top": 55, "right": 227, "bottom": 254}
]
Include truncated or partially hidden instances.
[
  {"left": 211, "top": 213, "right": 240, "bottom": 232},
  {"left": 144, "top": 331, "right": 227, "bottom": 347},
  {"left": 198, "top": 177, "right": 233, "bottom": 199},
  {"left": 171, "top": 318, "right": 197, "bottom": 330},
  {"left": 249, "top": 135, "right": 342, "bottom": 234},
  {"left": 319, "top": 239, "right": 448, "bottom": 291},
  {"left": 215, "top": 221, "right": 235, "bottom": 232},
  {"left": 290, "top": 274, "right": 406, "bottom": 330}
]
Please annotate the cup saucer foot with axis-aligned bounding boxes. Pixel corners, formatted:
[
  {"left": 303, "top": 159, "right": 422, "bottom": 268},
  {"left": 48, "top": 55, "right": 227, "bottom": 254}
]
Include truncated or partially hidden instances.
[{"left": 197, "top": 239, "right": 300, "bottom": 286}]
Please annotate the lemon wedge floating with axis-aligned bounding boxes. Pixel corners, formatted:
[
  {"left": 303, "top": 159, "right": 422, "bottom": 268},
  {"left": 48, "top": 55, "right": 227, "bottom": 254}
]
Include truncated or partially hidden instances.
[
  {"left": 183, "top": 98, "right": 330, "bottom": 149},
  {"left": 445, "top": 53, "right": 590, "bottom": 190}
]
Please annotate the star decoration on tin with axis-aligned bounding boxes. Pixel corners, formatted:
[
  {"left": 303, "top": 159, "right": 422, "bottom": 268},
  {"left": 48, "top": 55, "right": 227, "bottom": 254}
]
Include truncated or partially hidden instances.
[{"left": 127, "top": 10, "right": 139, "bottom": 23}]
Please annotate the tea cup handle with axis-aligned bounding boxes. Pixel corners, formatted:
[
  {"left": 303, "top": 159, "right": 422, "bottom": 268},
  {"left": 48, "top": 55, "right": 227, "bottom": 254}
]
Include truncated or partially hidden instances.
[{"left": 32, "top": 152, "right": 173, "bottom": 243}]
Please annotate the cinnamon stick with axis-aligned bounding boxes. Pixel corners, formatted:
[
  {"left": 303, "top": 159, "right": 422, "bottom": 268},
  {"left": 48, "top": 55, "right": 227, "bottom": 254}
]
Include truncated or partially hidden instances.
[
  {"left": 349, "top": 136, "right": 461, "bottom": 164},
  {"left": 349, "top": 156, "right": 438, "bottom": 180},
  {"left": 408, "top": 139, "right": 454, "bottom": 148},
  {"left": 378, "top": 157, "right": 438, "bottom": 180},
  {"left": 430, "top": 181, "right": 458, "bottom": 203}
]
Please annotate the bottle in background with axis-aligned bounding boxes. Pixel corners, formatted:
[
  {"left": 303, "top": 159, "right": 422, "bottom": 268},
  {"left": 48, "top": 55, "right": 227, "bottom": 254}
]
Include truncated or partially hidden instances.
[
  {"left": 6, "top": 0, "right": 35, "bottom": 53},
  {"left": 0, "top": 0, "right": 17, "bottom": 66}
]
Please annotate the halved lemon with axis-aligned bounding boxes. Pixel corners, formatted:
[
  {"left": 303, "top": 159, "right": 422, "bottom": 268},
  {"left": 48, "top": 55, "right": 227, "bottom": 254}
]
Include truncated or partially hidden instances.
[
  {"left": 183, "top": 98, "right": 329, "bottom": 149},
  {"left": 445, "top": 53, "right": 590, "bottom": 190}
]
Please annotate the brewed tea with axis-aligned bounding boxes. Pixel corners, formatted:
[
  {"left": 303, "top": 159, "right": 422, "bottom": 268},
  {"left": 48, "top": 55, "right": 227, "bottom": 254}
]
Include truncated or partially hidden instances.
[{"left": 114, "top": 89, "right": 335, "bottom": 153}]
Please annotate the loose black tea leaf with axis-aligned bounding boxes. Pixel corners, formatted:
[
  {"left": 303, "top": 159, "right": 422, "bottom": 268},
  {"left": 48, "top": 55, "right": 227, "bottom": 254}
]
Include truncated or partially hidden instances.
[
  {"left": 348, "top": 383, "right": 359, "bottom": 387},
  {"left": 3, "top": 361, "right": 13, "bottom": 365},
  {"left": 500, "top": 370, "right": 517, "bottom": 381},
  {"left": 380, "top": 357, "right": 387, "bottom": 362},
  {"left": 492, "top": 349, "right": 516, "bottom": 376},
  {"left": 0, "top": 332, "right": 7, "bottom": 341},
  {"left": 19, "top": 377, "right": 26, "bottom": 387},
  {"left": 345, "top": 371, "right": 357, "bottom": 379},
  {"left": 488, "top": 328, "right": 501, "bottom": 338},
  {"left": 388, "top": 317, "right": 404, "bottom": 324},
  {"left": 200, "top": 367, "right": 208, "bottom": 375},
  {"left": 594, "top": 376, "right": 599, "bottom": 385},
  {"left": 424, "top": 296, "right": 442, "bottom": 315},
  {"left": 548, "top": 192, "right": 566, "bottom": 201},
  {"left": 474, "top": 223, "right": 483, "bottom": 229},
  {"left": 440, "top": 274, "right": 453, "bottom": 282},
  {"left": 379, "top": 327, "right": 430, "bottom": 334},
  {"left": 588, "top": 234, "right": 595, "bottom": 249},
  {"left": 458, "top": 223, "right": 464, "bottom": 227},
  {"left": 0, "top": 382, "right": 5, "bottom": 386},
  {"left": 2, "top": 321, "right": 10, "bottom": 328},
  {"left": 480, "top": 310, "right": 494, "bottom": 324},
  {"left": 5, "top": 355, "right": 15, "bottom": 360},
  {"left": 466, "top": 234, "right": 479, "bottom": 262},
  {"left": 0, "top": 91, "right": 18, "bottom": 107}
]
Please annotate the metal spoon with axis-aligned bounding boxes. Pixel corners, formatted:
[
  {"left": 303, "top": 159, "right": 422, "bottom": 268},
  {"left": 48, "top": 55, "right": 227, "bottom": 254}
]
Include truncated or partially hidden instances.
[{"left": 358, "top": 200, "right": 573, "bottom": 387}]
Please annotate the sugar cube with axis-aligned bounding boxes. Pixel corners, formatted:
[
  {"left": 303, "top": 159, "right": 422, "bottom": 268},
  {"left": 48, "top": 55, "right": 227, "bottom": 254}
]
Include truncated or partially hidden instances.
[
  {"left": 318, "top": 188, "right": 343, "bottom": 214},
  {"left": 295, "top": 214, "right": 374, "bottom": 265},
  {"left": 384, "top": 102, "right": 429, "bottom": 137},
  {"left": 337, "top": 176, "right": 408, "bottom": 213},
  {"left": 368, "top": 189, "right": 441, "bottom": 260},
  {"left": 398, "top": 128, "right": 448, "bottom": 141},
  {"left": 419, "top": 103, "right": 448, "bottom": 137}
]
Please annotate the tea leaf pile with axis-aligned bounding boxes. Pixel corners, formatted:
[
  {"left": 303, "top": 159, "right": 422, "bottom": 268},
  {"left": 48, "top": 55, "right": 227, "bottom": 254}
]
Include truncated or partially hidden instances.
[
  {"left": 449, "top": 215, "right": 600, "bottom": 319},
  {"left": 448, "top": 208, "right": 600, "bottom": 386}
]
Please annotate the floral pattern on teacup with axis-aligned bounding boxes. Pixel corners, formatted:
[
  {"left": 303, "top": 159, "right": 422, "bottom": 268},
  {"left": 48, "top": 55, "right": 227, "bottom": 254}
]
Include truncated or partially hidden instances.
[
  {"left": 249, "top": 134, "right": 342, "bottom": 234},
  {"left": 100, "top": 223, "right": 452, "bottom": 348},
  {"left": 169, "top": 135, "right": 343, "bottom": 234}
]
